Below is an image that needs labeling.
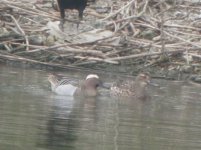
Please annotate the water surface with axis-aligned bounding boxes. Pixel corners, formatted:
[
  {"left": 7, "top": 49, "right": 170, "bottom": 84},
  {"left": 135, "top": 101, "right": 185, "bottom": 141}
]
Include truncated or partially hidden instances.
[{"left": 0, "top": 65, "right": 201, "bottom": 150}]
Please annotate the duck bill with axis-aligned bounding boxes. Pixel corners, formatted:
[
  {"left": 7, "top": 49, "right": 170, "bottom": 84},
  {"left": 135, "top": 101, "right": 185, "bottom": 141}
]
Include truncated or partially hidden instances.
[
  {"left": 148, "top": 81, "right": 159, "bottom": 87},
  {"left": 100, "top": 82, "right": 111, "bottom": 89}
]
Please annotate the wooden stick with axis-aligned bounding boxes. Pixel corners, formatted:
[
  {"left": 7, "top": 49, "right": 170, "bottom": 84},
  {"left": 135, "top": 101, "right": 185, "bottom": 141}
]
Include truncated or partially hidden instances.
[
  {"left": 4, "top": 14, "right": 29, "bottom": 51},
  {"left": 106, "top": 49, "right": 187, "bottom": 61}
]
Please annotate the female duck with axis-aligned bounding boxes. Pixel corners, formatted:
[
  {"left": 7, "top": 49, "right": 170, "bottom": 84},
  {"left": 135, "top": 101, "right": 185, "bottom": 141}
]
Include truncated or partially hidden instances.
[{"left": 110, "top": 73, "right": 151, "bottom": 99}]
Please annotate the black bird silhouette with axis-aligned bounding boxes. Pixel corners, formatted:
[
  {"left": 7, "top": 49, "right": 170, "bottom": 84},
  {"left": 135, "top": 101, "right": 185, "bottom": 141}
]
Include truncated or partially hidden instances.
[{"left": 53, "top": 0, "right": 95, "bottom": 30}]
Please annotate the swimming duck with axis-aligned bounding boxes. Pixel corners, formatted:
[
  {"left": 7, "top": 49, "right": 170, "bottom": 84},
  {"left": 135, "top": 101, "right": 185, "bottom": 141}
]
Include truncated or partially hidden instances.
[
  {"left": 48, "top": 74, "right": 104, "bottom": 97},
  {"left": 110, "top": 73, "right": 151, "bottom": 99}
]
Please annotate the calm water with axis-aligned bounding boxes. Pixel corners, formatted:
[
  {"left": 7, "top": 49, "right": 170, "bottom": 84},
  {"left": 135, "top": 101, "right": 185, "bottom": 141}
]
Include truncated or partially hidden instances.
[{"left": 0, "top": 65, "right": 201, "bottom": 150}]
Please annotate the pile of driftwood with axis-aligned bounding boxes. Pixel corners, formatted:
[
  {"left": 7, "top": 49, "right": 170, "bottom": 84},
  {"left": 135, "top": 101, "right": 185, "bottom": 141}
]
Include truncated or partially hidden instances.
[{"left": 1, "top": 0, "right": 201, "bottom": 72}]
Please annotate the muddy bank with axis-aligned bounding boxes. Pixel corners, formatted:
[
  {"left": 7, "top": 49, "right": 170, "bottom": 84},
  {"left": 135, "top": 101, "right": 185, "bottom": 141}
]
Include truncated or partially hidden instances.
[{"left": 1, "top": 0, "right": 201, "bottom": 82}]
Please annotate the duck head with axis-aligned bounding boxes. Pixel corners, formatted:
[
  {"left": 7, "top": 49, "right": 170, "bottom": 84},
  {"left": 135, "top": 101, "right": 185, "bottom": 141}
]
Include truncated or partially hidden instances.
[
  {"left": 134, "top": 73, "right": 151, "bottom": 99},
  {"left": 81, "top": 74, "right": 106, "bottom": 97}
]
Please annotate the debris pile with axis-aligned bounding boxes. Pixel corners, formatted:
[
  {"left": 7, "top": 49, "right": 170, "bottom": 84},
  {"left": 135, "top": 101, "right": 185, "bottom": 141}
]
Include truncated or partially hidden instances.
[{"left": 1, "top": 0, "right": 201, "bottom": 78}]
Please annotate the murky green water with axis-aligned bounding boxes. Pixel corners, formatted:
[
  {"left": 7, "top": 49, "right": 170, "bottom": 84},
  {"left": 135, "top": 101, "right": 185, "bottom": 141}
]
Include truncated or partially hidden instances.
[{"left": 1, "top": 65, "right": 201, "bottom": 150}]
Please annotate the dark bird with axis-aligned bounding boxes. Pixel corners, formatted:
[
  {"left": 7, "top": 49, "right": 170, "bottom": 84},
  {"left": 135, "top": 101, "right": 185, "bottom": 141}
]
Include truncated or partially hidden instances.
[{"left": 53, "top": 0, "right": 95, "bottom": 30}]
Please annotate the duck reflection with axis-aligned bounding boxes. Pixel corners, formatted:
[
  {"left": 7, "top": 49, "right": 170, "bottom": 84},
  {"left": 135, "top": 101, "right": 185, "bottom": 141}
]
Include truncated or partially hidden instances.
[{"left": 41, "top": 95, "right": 99, "bottom": 149}]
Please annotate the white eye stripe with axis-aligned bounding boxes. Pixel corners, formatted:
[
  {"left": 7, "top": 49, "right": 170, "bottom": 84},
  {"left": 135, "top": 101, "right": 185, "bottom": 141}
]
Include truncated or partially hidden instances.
[{"left": 86, "top": 74, "right": 99, "bottom": 80}]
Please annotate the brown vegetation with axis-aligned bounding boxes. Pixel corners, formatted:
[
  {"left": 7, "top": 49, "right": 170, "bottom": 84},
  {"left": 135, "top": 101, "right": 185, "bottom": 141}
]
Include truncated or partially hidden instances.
[{"left": 1, "top": 0, "right": 201, "bottom": 80}]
